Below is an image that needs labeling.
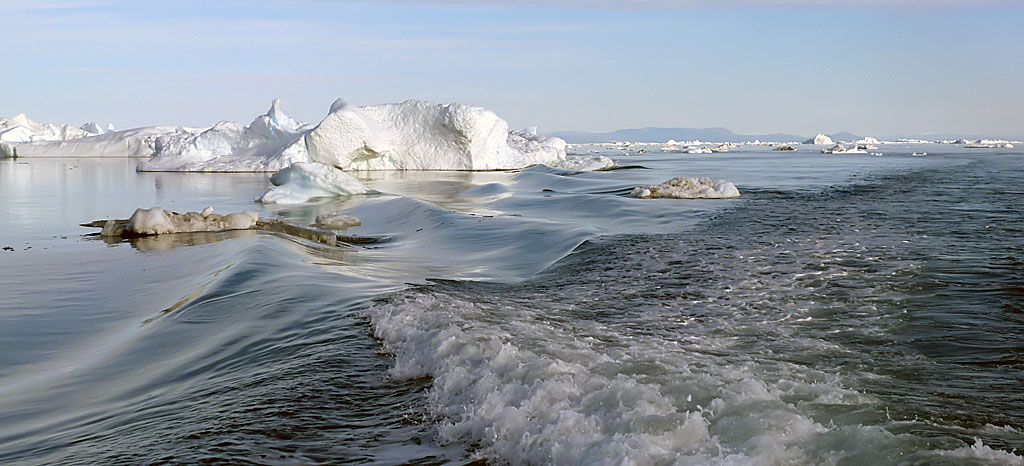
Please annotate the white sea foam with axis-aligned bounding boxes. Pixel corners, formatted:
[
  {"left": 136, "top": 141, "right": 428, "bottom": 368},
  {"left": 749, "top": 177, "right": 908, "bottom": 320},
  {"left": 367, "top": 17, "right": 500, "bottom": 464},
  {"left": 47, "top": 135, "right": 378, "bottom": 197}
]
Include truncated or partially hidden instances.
[
  {"left": 368, "top": 292, "right": 915, "bottom": 465},
  {"left": 937, "top": 439, "right": 1024, "bottom": 465},
  {"left": 631, "top": 177, "right": 740, "bottom": 199}
]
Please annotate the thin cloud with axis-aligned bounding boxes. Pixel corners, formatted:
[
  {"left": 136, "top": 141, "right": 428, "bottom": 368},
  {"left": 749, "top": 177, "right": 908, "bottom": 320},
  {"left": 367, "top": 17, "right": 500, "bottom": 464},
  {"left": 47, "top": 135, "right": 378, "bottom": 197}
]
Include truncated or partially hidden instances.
[{"left": 350, "top": 0, "right": 1017, "bottom": 8}]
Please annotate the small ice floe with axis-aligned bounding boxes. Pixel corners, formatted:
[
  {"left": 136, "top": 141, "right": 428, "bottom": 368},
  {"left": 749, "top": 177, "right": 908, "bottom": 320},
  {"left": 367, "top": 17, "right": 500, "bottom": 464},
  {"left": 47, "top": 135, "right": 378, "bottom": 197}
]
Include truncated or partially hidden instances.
[
  {"left": 257, "top": 161, "right": 371, "bottom": 204},
  {"left": 870, "top": 152, "right": 884, "bottom": 157},
  {"left": 83, "top": 207, "right": 384, "bottom": 246},
  {"left": 551, "top": 155, "right": 614, "bottom": 171},
  {"left": 911, "top": 152, "right": 927, "bottom": 157},
  {"left": 821, "top": 144, "right": 867, "bottom": 154},
  {"left": 93, "top": 207, "right": 259, "bottom": 237},
  {"left": 631, "top": 177, "right": 740, "bottom": 199},
  {"left": 772, "top": 145, "right": 797, "bottom": 151},
  {"left": 314, "top": 213, "right": 361, "bottom": 229},
  {"left": 684, "top": 146, "right": 713, "bottom": 154}
]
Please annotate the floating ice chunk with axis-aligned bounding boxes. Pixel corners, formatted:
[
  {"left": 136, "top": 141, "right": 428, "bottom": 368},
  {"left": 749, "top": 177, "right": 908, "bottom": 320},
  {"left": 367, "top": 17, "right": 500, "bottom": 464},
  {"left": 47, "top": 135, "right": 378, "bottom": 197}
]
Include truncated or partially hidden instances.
[
  {"left": 855, "top": 136, "right": 880, "bottom": 145},
  {"left": 122, "top": 207, "right": 258, "bottom": 236},
  {"left": 821, "top": 144, "right": 866, "bottom": 154},
  {"left": 631, "top": 177, "right": 740, "bottom": 199},
  {"left": 551, "top": 155, "right": 614, "bottom": 171},
  {"left": 257, "top": 161, "right": 371, "bottom": 204},
  {"left": 138, "top": 100, "right": 312, "bottom": 172},
  {"left": 314, "top": 213, "right": 362, "bottom": 229},
  {"left": 305, "top": 99, "right": 566, "bottom": 170},
  {"left": 803, "top": 133, "right": 834, "bottom": 145}
]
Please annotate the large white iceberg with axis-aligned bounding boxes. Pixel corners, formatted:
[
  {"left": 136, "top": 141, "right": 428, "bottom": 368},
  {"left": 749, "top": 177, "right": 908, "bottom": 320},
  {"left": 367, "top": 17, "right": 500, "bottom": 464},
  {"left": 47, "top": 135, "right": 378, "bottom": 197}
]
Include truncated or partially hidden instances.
[
  {"left": 631, "top": 177, "right": 740, "bottom": 199},
  {"left": 302, "top": 99, "right": 566, "bottom": 171},
  {"left": 803, "top": 133, "right": 834, "bottom": 145},
  {"left": 257, "top": 161, "right": 371, "bottom": 204},
  {"left": 138, "top": 99, "right": 312, "bottom": 172},
  {"left": 140, "top": 99, "right": 572, "bottom": 172}
]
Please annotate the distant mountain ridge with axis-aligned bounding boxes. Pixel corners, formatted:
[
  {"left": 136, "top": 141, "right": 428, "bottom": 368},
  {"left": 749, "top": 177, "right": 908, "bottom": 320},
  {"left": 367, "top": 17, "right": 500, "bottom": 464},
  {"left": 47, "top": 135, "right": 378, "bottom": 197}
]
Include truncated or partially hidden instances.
[{"left": 547, "top": 127, "right": 861, "bottom": 144}]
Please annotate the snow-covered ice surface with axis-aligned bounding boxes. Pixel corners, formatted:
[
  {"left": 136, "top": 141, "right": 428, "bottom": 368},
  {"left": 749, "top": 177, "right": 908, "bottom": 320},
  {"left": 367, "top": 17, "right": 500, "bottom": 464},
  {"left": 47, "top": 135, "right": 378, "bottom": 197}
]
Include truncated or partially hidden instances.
[
  {"left": 631, "top": 177, "right": 740, "bottom": 199},
  {"left": 140, "top": 99, "right": 572, "bottom": 172},
  {"left": 138, "top": 100, "right": 311, "bottom": 172},
  {"left": 257, "top": 161, "right": 371, "bottom": 204},
  {"left": 304, "top": 100, "right": 567, "bottom": 171}
]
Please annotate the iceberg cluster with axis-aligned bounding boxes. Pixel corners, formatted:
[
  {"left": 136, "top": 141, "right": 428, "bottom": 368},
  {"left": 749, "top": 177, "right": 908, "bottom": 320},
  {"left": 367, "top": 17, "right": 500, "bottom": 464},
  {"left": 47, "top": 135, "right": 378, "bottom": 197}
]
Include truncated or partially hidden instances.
[
  {"left": 141, "top": 99, "right": 572, "bottom": 173},
  {"left": 256, "top": 161, "right": 371, "bottom": 204},
  {"left": 631, "top": 177, "right": 740, "bottom": 199}
]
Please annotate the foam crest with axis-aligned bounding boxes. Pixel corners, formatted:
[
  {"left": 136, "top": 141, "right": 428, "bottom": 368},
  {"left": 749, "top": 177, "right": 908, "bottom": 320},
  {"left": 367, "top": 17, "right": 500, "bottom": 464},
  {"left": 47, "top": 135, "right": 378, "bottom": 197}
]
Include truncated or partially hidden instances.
[{"left": 368, "top": 291, "right": 919, "bottom": 465}]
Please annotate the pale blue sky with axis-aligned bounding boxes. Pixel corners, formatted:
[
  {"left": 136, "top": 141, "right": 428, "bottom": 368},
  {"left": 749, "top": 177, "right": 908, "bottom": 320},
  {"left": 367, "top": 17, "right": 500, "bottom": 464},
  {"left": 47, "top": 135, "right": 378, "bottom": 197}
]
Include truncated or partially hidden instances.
[{"left": 2, "top": 0, "right": 1022, "bottom": 138}]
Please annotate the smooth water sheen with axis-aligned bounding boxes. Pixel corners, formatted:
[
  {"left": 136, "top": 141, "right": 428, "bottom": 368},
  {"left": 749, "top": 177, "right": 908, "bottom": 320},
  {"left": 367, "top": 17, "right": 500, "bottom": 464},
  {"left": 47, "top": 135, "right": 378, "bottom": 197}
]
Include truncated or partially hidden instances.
[{"left": 0, "top": 146, "right": 1021, "bottom": 465}]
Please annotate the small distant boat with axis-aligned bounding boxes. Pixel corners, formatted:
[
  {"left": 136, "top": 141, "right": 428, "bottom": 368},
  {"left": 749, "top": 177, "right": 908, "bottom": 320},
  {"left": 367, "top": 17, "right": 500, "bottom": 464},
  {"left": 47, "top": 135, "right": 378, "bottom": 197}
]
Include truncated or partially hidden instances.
[
  {"left": 870, "top": 152, "right": 883, "bottom": 157},
  {"left": 911, "top": 152, "right": 927, "bottom": 157}
]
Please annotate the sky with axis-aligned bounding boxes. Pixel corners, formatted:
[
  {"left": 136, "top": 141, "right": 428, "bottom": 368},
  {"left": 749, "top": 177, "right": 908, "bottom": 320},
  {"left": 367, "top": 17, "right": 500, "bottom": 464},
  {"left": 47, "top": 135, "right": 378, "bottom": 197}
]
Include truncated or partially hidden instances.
[{"left": 2, "top": 0, "right": 1022, "bottom": 139}]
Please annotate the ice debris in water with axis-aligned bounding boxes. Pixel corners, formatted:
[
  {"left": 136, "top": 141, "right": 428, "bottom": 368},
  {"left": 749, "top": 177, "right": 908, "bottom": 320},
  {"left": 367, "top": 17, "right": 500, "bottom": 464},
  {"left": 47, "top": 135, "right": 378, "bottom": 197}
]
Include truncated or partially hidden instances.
[
  {"left": 314, "top": 213, "right": 361, "bottom": 229},
  {"left": 101, "top": 207, "right": 259, "bottom": 236},
  {"left": 631, "top": 177, "right": 740, "bottom": 199},
  {"left": 256, "top": 161, "right": 370, "bottom": 204},
  {"left": 140, "top": 99, "right": 576, "bottom": 172},
  {"left": 552, "top": 154, "right": 615, "bottom": 171}
]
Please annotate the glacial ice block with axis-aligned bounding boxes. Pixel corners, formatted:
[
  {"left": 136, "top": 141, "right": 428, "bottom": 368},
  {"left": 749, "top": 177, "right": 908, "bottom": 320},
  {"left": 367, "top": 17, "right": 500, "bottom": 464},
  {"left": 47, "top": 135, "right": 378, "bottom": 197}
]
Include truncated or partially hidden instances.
[
  {"left": 631, "top": 177, "right": 740, "bottom": 199},
  {"left": 303, "top": 100, "right": 568, "bottom": 170},
  {"left": 257, "top": 161, "right": 371, "bottom": 204},
  {"left": 137, "top": 100, "right": 312, "bottom": 172}
]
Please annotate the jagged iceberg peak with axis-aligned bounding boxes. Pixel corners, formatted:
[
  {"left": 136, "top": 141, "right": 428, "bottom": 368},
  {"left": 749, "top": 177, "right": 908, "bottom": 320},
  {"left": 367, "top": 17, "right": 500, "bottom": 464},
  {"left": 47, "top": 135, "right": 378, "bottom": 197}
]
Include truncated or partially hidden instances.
[
  {"left": 249, "top": 99, "right": 307, "bottom": 138},
  {"left": 139, "top": 99, "right": 311, "bottom": 172}
]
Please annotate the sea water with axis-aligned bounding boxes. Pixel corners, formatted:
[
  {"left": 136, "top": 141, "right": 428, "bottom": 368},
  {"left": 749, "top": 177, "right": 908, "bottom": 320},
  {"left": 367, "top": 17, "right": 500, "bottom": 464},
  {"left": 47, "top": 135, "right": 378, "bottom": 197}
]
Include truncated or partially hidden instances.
[{"left": 0, "top": 146, "right": 1021, "bottom": 464}]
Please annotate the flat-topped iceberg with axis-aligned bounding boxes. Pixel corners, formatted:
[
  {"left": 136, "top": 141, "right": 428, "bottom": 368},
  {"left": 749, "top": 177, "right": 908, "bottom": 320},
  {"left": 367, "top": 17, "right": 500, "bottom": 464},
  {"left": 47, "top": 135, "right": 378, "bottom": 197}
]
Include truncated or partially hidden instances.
[
  {"left": 631, "top": 177, "right": 740, "bottom": 199},
  {"left": 1, "top": 112, "right": 172, "bottom": 158},
  {"left": 138, "top": 100, "right": 312, "bottom": 172},
  {"left": 257, "top": 161, "right": 371, "bottom": 204},
  {"left": 140, "top": 98, "right": 572, "bottom": 172},
  {"left": 11, "top": 126, "right": 182, "bottom": 158}
]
